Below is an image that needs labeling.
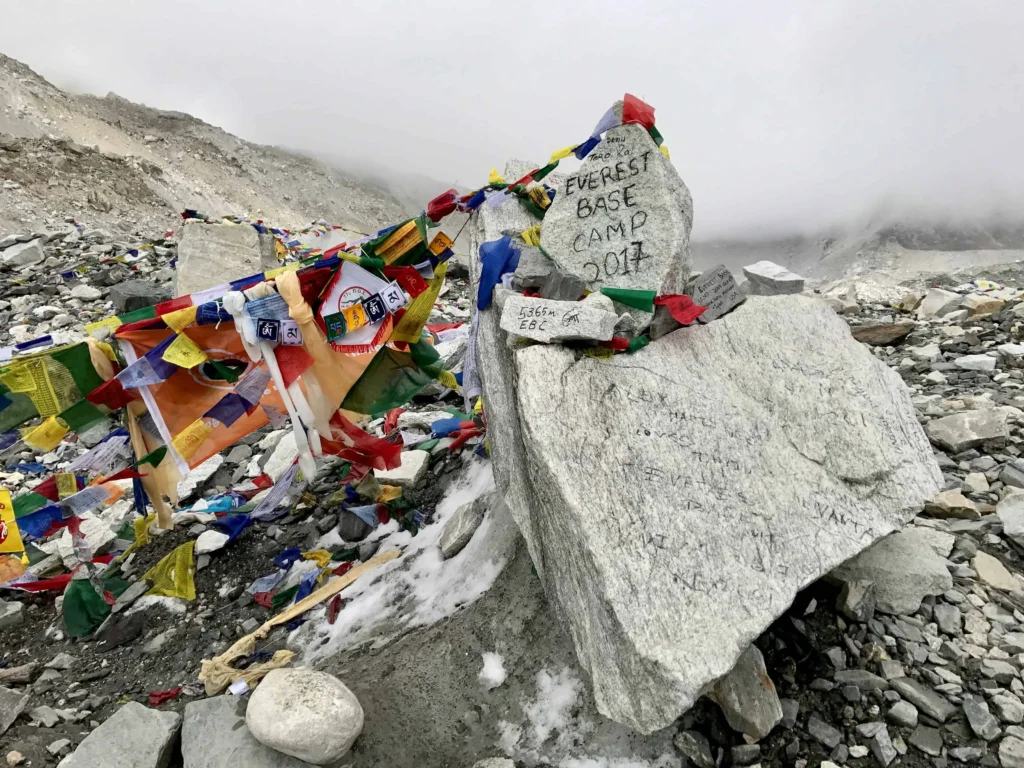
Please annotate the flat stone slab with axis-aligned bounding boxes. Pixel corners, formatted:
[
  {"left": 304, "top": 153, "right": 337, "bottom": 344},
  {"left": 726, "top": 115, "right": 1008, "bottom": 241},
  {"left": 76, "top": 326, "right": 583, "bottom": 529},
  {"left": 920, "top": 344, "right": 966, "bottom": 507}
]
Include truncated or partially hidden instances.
[
  {"left": 175, "top": 221, "right": 278, "bottom": 298},
  {"left": 541, "top": 115, "right": 692, "bottom": 298},
  {"left": 500, "top": 295, "right": 617, "bottom": 343},
  {"left": 478, "top": 294, "right": 940, "bottom": 732},
  {"left": 742, "top": 261, "right": 805, "bottom": 295},
  {"left": 691, "top": 265, "right": 745, "bottom": 323}
]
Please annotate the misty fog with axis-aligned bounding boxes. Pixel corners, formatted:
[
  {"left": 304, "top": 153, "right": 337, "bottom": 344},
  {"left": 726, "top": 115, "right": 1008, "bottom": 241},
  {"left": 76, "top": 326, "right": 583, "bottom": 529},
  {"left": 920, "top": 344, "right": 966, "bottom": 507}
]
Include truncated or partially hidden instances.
[{"left": 3, "top": 0, "right": 1023, "bottom": 239}]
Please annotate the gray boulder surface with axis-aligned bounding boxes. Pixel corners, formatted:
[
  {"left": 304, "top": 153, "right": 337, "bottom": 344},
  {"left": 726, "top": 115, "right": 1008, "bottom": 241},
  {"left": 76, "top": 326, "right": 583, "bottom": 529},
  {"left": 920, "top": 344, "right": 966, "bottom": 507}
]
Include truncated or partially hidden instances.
[
  {"left": 0, "top": 686, "right": 28, "bottom": 736},
  {"left": 474, "top": 290, "right": 940, "bottom": 733},
  {"left": 110, "top": 280, "right": 172, "bottom": 314},
  {"left": 830, "top": 528, "right": 953, "bottom": 614},
  {"left": 57, "top": 702, "right": 180, "bottom": 768},
  {"left": 709, "top": 645, "right": 783, "bottom": 740},
  {"left": 1, "top": 238, "right": 44, "bottom": 266},
  {"left": 182, "top": 695, "right": 315, "bottom": 768},
  {"left": 440, "top": 492, "right": 492, "bottom": 559},
  {"left": 175, "top": 220, "right": 279, "bottom": 297},
  {"left": 925, "top": 408, "right": 1010, "bottom": 453},
  {"left": 541, "top": 106, "right": 693, "bottom": 299}
]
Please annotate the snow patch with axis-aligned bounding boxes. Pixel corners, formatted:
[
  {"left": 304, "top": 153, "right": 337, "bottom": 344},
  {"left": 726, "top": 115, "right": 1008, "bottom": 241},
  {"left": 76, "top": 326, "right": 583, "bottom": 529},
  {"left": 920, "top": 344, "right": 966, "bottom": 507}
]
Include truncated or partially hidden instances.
[
  {"left": 479, "top": 652, "right": 507, "bottom": 689},
  {"left": 128, "top": 596, "right": 187, "bottom": 615},
  {"left": 498, "top": 668, "right": 681, "bottom": 768},
  {"left": 295, "top": 457, "right": 510, "bottom": 661}
]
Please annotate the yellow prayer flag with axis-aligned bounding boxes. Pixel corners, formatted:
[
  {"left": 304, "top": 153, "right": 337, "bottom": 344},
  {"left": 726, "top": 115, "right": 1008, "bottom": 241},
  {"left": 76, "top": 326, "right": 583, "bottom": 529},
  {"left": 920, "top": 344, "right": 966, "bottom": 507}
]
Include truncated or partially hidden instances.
[
  {"left": 390, "top": 262, "right": 448, "bottom": 344},
  {"left": 660, "top": 145, "right": 670, "bottom": 159},
  {"left": 171, "top": 418, "right": 214, "bottom": 461},
  {"left": 84, "top": 316, "right": 123, "bottom": 336},
  {"left": 488, "top": 168, "right": 505, "bottom": 185},
  {"left": 377, "top": 220, "right": 423, "bottom": 265},
  {"left": 265, "top": 263, "right": 300, "bottom": 279},
  {"left": 0, "top": 489, "right": 24, "bottom": 556},
  {"left": 549, "top": 144, "right": 578, "bottom": 164},
  {"left": 522, "top": 224, "right": 542, "bottom": 247},
  {"left": 55, "top": 472, "right": 78, "bottom": 499},
  {"left": 376, "top": 485, "right": 403, "bottom": 503},
  {"left": 301, "top": 550, "right": 333, "bottom": 569},
  {"left": 342, "top": 302, "right": 369, "bottom": 332},
  {"left": 162, "top": 305, "right": 198, "bottom": 333},
  {"left": 427, "top": 231, "right": 453, "bottom": 257},
  {"left": 437, "top": 370, "right": 460, "bottom": 391},
  {"left": 162, "top": 332, "right": 208, "bottom": 369},
  {"left": 24, "top": 416, "right": 69, "bottom": 451}
]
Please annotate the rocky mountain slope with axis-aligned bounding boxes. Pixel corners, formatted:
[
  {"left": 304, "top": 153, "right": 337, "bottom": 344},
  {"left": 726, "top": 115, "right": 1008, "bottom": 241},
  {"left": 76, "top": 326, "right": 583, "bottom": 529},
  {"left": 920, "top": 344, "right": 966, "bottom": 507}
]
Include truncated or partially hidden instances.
[
  {"left": 0, "top": 52, "right": 408, "bottom": 237},
  {"left": 694, "top": 220, "right": 1024, "bottom": 285}
]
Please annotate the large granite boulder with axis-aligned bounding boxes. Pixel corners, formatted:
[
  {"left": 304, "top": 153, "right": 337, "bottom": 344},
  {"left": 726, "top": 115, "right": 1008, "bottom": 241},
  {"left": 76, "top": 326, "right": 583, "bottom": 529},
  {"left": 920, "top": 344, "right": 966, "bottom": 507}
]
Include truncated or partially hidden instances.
[
  {"left": 541, "top": 103, "right": 692, "bottom": 300},
  {"left": 175, "top": 221, "right": 278, "bottom": 297},
  {"left": 474, "top": 291, "right": 940, "bottom": 733}
]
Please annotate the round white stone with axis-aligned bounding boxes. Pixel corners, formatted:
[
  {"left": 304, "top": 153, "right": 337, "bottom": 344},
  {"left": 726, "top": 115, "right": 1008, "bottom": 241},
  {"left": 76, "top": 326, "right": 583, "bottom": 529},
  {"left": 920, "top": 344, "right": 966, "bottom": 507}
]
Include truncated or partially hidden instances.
[{"left": 246, "top": 668, "right": 363, "bottom": 764}]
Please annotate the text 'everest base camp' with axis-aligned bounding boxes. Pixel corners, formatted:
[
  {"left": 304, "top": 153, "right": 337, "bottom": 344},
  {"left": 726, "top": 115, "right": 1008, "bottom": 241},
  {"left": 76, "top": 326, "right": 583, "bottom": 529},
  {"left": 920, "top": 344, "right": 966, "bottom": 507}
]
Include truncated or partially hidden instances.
[{"left": 5, "top": 77, "right": 1024, "bottom": 768}]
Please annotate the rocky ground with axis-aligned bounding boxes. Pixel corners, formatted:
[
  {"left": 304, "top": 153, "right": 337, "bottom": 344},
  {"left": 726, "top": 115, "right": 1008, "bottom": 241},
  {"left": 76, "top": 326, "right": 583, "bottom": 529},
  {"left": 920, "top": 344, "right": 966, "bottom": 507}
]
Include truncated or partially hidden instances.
[{"left": 0, "top": 52, "right": 408, "bottom": 236}]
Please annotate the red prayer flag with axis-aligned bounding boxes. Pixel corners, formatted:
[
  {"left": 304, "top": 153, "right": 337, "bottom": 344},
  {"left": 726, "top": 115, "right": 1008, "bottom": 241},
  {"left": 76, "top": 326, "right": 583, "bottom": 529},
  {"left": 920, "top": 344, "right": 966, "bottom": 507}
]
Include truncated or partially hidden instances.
[
  {"left": 154, "top": 296, "right": 193, "bottom": 317},
  {"left": 273, "top": 345, "right": 314, "bottom": 390},
  {"left": 622, "top": 93, "right": 656, "bottom": 129},
  {"left": 426, "top": 189, "right": 458, "bottom": 223},
  {"left": 86, "top": 377, "right": 141, "bottom": 410},
  {"left": 382, "top": 266, "right": 429, "bottom": 298},
  {"left": 148, "top": 688, "right": 182, "bottom": 706},
  {"left": 654, "top": 294, "right": 707, "bottom": 326}
]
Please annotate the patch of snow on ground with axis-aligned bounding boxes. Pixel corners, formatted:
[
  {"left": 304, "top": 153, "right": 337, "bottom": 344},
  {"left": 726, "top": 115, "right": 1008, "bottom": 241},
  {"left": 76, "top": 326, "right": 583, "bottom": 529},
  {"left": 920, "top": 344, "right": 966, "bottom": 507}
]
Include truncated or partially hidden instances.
[
  {"left": 296, "top": 457, "right": 507, "bottom": 661},
  {"left": 128, "top": 596, "right": 187, "bottom": 615},
  {"left": 479, "top": 651, "right": 507, "bottom": 689},
  {"left": 499, "top": 668, "right": 681, "bottom": 768}
]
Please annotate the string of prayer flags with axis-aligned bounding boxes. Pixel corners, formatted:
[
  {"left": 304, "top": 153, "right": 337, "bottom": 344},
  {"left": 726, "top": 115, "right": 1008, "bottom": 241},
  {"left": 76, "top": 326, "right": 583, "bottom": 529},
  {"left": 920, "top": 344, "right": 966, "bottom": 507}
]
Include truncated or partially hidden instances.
[
  {"left": 654, "top": 294, "right": 707, "bottom": 326},
  {"left": 600, "top": 287, "right": 657, "bottom": 313}
]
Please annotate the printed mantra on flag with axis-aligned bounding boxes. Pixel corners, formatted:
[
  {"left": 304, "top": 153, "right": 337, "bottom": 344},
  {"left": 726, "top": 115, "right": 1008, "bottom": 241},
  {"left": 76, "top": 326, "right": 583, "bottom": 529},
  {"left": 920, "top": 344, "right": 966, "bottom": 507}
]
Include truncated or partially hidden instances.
[{"left": 565, "top": 139, "right": 654, "bottom": 283}]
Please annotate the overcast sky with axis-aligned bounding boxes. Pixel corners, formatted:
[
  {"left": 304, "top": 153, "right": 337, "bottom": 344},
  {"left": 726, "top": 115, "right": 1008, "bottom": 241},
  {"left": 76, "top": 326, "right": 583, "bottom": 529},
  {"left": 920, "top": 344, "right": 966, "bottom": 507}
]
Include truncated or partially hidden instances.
[{"left": 3, "top": 1, "right": 1023, "bottom": 238}]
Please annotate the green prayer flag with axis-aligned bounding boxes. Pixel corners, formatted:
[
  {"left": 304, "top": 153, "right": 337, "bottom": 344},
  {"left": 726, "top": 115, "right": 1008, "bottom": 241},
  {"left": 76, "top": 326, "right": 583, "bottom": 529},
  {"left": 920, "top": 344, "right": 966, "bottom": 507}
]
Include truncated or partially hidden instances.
[
  {"left": 601, "top": 287, "right": 657, "bottom": 313},
  {"left": 59, "top": 399, "right": 106, "bottom": 433},
  {"left": 138, "top": 445, "right": 168, "bottom": 469},
  {"left": 418, "top": 438, "right": 440, "bottom": 452},
  {"left": 271, "top": 584, "right": 300, "bottom": 610},
  {"left": 648, "top": 125, "right": 664, "bottom": 147},
  {"left": 117, "top": 305, "right": 158, "bottom": 325},
  {"left": 63, "top": 579, "right": 111, "bottom": 637},
  {"left": 627, "top": 335, "right": 651, "bottom": 354},
  {"left": 209, "top": 359, "right": 241, "bottom": 383},
  {"left": 14, "top": 492, "right": 49, "bottom": 519},
  {"left": 341, "top": 346, "right": 435, "bottom": 417}
]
